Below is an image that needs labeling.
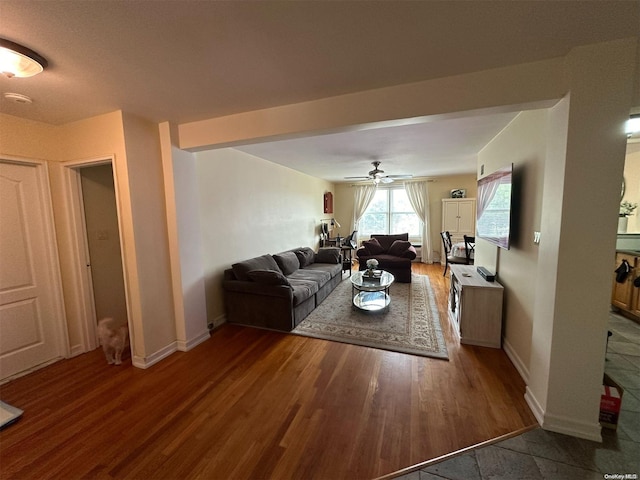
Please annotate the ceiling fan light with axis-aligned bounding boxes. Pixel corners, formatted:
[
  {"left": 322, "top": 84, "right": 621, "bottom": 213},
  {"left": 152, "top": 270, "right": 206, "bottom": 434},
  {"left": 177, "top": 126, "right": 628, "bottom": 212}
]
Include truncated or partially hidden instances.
[{"left": 0, "top": 39, "right": 48, "bottom": 78}]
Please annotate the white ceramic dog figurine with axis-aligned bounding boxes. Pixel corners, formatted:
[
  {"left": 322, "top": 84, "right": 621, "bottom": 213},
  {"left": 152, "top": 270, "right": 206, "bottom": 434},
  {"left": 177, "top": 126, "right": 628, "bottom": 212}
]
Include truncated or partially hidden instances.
[{"left": 97, "top": 317, "right": 129, "bottom": 365}]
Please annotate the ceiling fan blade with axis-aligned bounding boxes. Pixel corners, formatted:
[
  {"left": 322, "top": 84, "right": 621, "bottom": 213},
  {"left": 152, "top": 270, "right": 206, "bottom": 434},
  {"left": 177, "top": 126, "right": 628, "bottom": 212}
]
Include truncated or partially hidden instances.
[
  {"left": 344, "top": 176, "right": 370, "bottom": 179},
  {"left": 386, "top": 174, "right": 413, "bottom": 179},
  {"left": 380, "top": 177, "right": 395, "bottom": 184}
]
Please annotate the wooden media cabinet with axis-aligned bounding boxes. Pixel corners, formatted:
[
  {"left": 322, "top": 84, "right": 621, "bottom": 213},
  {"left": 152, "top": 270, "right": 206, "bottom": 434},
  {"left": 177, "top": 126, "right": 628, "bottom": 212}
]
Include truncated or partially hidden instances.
[{"left": 448, "top": 265, "right": 504, "bottom": 348}]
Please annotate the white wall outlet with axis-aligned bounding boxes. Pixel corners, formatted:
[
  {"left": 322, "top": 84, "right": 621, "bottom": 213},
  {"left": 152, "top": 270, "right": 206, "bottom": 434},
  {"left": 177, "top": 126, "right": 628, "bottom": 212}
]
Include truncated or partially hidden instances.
[{"left": 534, "top": 231, "right": 541, "bottom": 244}]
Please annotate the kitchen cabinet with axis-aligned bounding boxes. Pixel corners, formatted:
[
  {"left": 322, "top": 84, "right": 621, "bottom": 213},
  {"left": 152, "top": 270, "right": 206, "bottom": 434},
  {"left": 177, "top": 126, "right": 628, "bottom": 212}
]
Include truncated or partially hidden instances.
[{"left": 612, "top": 251, "right": 640, "bottom": 317}]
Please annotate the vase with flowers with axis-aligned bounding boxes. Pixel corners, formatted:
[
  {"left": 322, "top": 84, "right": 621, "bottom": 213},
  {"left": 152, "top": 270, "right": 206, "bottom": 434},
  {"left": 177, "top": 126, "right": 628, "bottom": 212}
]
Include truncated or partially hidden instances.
[
  {"left": 619, "top": 201, "right": 638, "bottom": 233},
  {"left": 365, "top": 258, "right": 379, "bottom": 277}
]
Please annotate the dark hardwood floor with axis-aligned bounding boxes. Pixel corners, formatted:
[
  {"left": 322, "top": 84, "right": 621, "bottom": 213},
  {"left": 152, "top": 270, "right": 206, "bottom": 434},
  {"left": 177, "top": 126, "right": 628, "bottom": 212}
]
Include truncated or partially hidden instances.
[{"left": 0, "top": 264, "right": 536, "bottom": 480}]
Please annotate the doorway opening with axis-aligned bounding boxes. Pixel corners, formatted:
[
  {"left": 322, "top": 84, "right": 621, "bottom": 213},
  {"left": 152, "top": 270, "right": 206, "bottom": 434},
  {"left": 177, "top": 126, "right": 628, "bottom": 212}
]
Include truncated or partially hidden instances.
[
  {"left": 64, "top": 158, "right": 130, "bottom": 357},
  {"left": 79, "top": 164, "right": 128, "bottom": 345}
]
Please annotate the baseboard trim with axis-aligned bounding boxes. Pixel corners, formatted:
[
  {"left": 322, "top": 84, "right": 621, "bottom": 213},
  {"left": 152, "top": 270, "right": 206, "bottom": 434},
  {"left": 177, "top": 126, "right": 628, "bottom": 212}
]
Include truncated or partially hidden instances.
[
  {"left": 541, "top": 411, "right": 602, "bottom": 442},
  {"left": 212, "top": 314, "right": 226, "bottom": 329},
  {"left": 524, "top": 386, "right": 602, "bottom": 442},
  {"left": 524, "top": 386, "right": 545, "bottom": 426},
  {"left": 132, "top": 325, "right": 217, "bottom": 368},
  {"left": 69, "top": 344, "right": 85, "bottom": 358},
  {"left": 176, "top": 330, "right": 210, "bottom": 352},
  {"left": 503, "top": 337, "right": 529, "bottom": 384},
  {"left": 0, "top": 356, "right": 64, "bottom": 385},
  {"left": 132, "top": 342, "right": 177, "bottom": 369}
]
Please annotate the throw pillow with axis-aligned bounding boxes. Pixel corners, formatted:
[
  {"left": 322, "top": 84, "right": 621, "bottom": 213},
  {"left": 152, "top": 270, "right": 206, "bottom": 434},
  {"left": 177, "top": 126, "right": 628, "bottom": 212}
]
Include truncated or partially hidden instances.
[
  {"left": 315, "top": 247, "right": 340, "bottom": 264},
  {"left": 373, "top": 233, "right": 408, "bottom": 251},
  {"left": 362, "top": 237, "right": 385, "bottom": 255},
  {"left": 273, "top": 251, "right": 300, "bottom": 276},
  {"left": 232, "top": 254, "right": 282, "bottom": 281},
  {"left": 247, "top": 269, "right": 291, "bottom": 286},
  {"left": 295, "top": 247, "right": 315, "bottom": 267},
  {"left": 388, "top": 240, "right": 412, "bottom": 256}
]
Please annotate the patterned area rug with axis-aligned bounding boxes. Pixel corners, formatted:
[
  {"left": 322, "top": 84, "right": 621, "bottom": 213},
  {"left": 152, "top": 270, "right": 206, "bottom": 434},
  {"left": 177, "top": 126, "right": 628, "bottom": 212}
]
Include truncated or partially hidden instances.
[{"left": 293, "top": 274, "right": 449, "bottom": 360}]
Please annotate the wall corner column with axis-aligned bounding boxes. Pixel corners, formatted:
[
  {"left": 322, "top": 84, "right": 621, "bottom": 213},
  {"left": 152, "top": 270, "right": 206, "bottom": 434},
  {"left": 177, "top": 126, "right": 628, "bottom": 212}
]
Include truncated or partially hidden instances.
[
  {"left": 158, "top": 122, "right": 209, "bottom": 351},
  {"left": 527, "top": 38, "right": 638, "bottom": 441}
]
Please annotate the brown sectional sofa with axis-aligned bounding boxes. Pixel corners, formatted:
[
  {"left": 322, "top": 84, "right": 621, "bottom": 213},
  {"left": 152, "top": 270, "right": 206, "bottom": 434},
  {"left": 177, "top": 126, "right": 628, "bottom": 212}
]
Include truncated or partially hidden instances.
[{"left": 223, "top": 247, "right": 342, "bottom": 332}]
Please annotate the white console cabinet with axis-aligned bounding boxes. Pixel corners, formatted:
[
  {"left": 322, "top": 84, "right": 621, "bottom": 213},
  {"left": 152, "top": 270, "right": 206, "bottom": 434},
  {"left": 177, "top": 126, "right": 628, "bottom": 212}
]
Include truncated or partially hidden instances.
[{"left": 448, "top": 265, "right": 503, "bottom": 348}]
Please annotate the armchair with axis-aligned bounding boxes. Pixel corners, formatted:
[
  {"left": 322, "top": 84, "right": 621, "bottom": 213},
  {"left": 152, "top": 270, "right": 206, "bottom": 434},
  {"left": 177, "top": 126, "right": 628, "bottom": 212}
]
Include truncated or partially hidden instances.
[{"left": 355, "top": 233, "right": 416, "bottom": 283}]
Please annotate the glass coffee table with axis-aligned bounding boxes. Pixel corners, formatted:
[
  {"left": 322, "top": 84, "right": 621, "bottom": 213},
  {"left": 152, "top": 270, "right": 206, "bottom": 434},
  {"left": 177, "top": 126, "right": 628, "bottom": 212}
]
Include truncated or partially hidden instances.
[{"left": 350, "top": 270, "right": 395, "bottom": 312}]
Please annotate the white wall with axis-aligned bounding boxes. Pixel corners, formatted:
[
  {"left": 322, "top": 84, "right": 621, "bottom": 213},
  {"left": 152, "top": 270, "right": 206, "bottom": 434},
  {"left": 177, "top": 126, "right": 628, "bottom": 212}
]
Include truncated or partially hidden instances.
[
  {"left": 179, "top": 58, "right": 566, "bottom": 151},
  {"left": 474, "top": 40, "right": 636, "bottom": 442},
  {"left": 0, "top": 112, "right": 133, "bottom": 355},
  {"left": 0, "top": 114, "right": 61, "bottom": 160},
  {"left": 525, "top": 39, "right": 636, "bottom": 441},
  {"left": 121, "top": 113, "right": 176, "bottom": 364},
  {"left": 196, "top": 148, "right": 333, "bottom": 323},
  {"left": 79, "top": 164, "right": 127, "bottom": 324},
  {"left": 0, "top": 111, "right": 181, "bottom": 369},
  {"left": 476, "top": 109, "right": 549, "bottom": 382},
  {"left": 158, "top": 122, "right": 210, "bottom": 350}
]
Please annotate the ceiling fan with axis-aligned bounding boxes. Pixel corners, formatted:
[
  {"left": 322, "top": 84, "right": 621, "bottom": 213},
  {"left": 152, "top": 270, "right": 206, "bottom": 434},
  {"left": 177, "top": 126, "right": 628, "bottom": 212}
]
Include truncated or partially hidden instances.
[{"left": 344, "top": 161, "right": 413, "bottom": 184}]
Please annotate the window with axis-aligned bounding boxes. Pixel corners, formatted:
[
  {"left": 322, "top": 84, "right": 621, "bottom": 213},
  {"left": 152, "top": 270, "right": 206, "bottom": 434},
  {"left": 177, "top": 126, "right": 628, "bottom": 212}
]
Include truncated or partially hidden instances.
[
  {"left": 477, "top": 183, "right": 511, "bottom": 239},
  {"left": 359, "top": 188, "right": 422, "bottom": 241}
]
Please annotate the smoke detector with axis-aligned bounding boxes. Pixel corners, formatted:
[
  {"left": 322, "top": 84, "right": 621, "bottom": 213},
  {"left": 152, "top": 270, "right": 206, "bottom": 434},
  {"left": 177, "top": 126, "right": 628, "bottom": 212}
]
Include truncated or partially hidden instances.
[{"left": 3, "top": 92, "right": 33, "bottom": 104}]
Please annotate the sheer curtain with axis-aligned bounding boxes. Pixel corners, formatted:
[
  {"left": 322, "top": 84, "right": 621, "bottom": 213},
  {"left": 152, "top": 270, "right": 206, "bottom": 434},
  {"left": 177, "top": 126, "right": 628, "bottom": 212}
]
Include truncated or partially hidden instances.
[
  {"left": 477, "top": 177, "right": 500, "bottom": 219},
  {"left": 404, "top": 181, "right": 432, "bottom": 263},
  {"left": 352, "top": 184, "right": 377, "bottom": 238}
]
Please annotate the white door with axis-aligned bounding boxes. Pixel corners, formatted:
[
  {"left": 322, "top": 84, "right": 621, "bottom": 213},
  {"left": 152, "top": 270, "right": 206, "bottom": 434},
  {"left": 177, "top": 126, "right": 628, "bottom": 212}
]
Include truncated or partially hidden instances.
[
  {"left": 457, "top": 200, "right": 476, "bottom": 233},
  {"left": 442, "top": 200, "right": 461, "bottom": 232},
  {"left": 0, "top": 160, "right": 65, "bottom": 380}
]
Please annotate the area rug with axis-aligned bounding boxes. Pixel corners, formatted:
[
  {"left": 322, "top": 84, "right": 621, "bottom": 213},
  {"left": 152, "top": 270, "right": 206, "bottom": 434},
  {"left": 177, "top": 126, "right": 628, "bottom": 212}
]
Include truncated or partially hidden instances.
[{"left": 293, "top": 274, "right": 449, "bottom": 360}]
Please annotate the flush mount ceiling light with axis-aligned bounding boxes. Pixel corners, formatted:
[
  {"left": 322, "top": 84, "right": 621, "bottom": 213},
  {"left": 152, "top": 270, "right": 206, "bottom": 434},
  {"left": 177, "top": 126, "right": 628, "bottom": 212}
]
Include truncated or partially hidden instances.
[{"left": 0, "top": 38, "right": 48, "bottom": 78}]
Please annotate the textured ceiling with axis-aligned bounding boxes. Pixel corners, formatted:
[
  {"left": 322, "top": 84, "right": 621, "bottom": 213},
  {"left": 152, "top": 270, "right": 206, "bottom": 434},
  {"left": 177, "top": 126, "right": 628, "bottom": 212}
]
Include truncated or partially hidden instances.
[
  {"left": 0, "top": 1, "right": 637, "bottom": 180},
  {"left": 234, "top": 111, "right": 521, "bottom": 182}
]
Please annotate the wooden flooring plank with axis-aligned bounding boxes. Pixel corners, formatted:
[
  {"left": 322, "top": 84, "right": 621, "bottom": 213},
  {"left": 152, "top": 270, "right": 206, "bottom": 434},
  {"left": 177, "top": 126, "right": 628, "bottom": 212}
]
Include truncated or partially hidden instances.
[{"left": 0, "top": 264, "right": 536, "bottom": 479}]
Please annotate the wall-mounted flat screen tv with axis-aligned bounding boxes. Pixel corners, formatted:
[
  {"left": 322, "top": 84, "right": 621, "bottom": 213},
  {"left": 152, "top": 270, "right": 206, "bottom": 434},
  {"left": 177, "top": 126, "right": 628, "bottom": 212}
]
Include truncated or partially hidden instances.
[{"left": 476, "top": 164, "right": 513, "bottom": 249}]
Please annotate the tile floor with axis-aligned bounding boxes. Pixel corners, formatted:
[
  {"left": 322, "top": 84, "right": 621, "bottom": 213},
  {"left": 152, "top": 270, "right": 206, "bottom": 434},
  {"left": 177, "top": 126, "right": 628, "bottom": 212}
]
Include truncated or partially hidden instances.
[{"left": 396, "top": 313, "right": 640, "bottom": 480}]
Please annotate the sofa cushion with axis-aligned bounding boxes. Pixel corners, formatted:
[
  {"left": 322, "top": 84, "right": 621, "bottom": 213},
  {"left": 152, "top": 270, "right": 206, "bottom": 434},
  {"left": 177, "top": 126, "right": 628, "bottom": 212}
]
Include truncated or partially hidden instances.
[
  {"left": 287, "top": 279, "right": 319, "bottom": 306},
  {"left": 388, "top": 240, "right": 413, "bottom": 257},
  {"left": 288, "top": 268, "right": 331, "bottom": 286},
  {"left": 273, "top": 251, "right": 301, "bottom": 276},
  {"left": 362, "top": 237, "right": 385, "bottom": 255},
  {"left": 303, "top": 262, "right": 342, "bottom": 278},
  {"left": 315, "top": 247, "right": 340, "bottom": 264},
  {"left": 295, "top": 247, "right": 315, "bottom": 267},
  {"left": 247, "top": 269, "right": 291, "bottom": 286},
  {"left": 232, "top": 254, "right": 282, "bottom": 281}
]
